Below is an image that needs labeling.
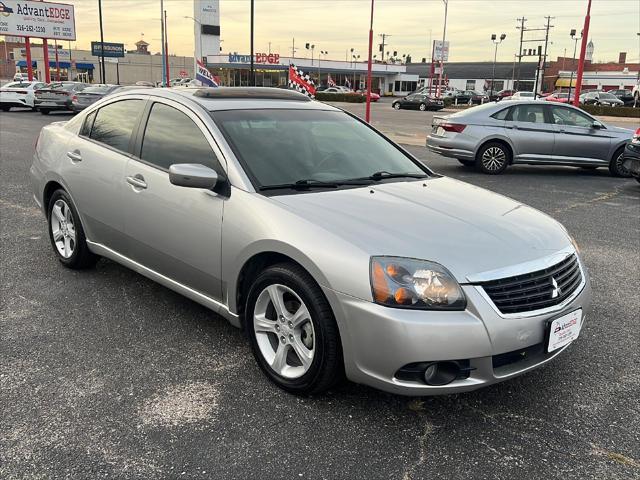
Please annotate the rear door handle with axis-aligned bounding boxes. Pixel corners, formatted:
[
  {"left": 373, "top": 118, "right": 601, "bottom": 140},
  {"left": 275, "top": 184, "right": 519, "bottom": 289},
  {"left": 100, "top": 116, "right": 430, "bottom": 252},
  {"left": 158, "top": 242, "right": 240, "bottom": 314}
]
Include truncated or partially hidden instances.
[
  {"left": 126, "top": 175, "right": 147, "bottom": 189},
  {"left": 67, "top": 150, "right": 82, "bottom": 162}
]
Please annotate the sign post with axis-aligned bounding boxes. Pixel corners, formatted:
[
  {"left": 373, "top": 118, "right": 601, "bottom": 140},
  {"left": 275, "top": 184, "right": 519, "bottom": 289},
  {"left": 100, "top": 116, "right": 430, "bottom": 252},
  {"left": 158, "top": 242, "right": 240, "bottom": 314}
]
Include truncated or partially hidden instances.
[
  {"left": 25, "top": 37, "right": 33, "bottom": 81},
  {"left": 42, "top": 39, "right": 50, "bottom": 83}
]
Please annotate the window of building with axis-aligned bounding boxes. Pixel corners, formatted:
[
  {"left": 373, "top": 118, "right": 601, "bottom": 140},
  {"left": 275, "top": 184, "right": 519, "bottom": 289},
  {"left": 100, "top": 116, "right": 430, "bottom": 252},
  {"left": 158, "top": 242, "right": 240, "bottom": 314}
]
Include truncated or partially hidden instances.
[
  {"left": 90, "top": 100, "right": 143, "bottom": 152},
  {"left": 465, "top": 80, "right": 476, "bottom": 90},
  {"left": 140, "top": 102, "right": 222, "bottom": 174}
]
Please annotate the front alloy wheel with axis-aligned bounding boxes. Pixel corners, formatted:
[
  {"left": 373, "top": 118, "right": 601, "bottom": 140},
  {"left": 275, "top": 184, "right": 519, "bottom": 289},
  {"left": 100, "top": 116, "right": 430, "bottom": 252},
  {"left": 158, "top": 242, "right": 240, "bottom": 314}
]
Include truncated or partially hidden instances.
[
  {"left": 393, "top": 102, "right": 401, "bottom": 110},
  {"left": 419, "top": 103, "right": 427, "bottom": 111},
  {"left": 253, "top": 284, "right": 315, "bottom": 379},
  {"left": 246, "top": 263, "right": 342, "bottom": 395},
  {"left": 608, "top": 148, "right": 632, "bottom": 177}
]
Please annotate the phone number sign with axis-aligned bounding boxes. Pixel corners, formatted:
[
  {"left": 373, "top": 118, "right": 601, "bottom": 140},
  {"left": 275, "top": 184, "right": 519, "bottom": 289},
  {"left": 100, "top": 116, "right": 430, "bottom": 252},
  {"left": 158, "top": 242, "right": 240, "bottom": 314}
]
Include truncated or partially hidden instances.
[{"left": 0, "top": 1, "right": 76, "bottom": 41}]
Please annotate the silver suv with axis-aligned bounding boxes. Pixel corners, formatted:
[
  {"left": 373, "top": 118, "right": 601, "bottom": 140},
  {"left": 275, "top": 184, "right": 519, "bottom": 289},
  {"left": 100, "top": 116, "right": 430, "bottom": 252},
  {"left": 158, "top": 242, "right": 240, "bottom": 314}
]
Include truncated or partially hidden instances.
[
  {"left": 31, "top": 88, "right": 591, "bottom": 395},
  {"left": 426, "top": 100, "right": 633, "bottom": 176}
]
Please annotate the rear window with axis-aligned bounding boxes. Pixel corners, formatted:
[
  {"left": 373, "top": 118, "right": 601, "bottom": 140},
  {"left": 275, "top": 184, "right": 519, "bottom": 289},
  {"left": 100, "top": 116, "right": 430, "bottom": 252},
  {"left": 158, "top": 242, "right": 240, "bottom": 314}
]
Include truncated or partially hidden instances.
[{"left": 82, "top": 85, "right": 114, "bottom": 94}]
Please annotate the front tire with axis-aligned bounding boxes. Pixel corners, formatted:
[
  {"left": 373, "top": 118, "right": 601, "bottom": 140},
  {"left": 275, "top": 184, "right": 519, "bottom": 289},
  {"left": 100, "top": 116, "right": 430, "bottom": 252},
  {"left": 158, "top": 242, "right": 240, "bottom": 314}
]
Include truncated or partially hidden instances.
[
  {"left": 47, "top": 189, "right": 98, "bottom": 269},
  {"left": 476, "top": 142, "right": 510, "bottom": 174},
  {"left": 419, "top": 103, "right": 427, "bottom": 111},
  {"left": 392, "top": 102, "right": 401, "bottom": 110},
  {"left": 245, "top": 263, "right": 342, "bottom": 395},
  {"left": 608, "top": 148, "right": 632, "bottom": 177}
]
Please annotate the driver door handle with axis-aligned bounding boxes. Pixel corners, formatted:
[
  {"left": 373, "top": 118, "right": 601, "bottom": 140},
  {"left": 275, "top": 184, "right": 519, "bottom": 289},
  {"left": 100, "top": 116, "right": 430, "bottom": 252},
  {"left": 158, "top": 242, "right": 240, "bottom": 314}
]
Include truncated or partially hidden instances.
[
  {"left": 67, "top": 150, "right": 82, "bottom": 162},
  {"left": 126, "top": 175, "right": 147, "bottom": 189}
]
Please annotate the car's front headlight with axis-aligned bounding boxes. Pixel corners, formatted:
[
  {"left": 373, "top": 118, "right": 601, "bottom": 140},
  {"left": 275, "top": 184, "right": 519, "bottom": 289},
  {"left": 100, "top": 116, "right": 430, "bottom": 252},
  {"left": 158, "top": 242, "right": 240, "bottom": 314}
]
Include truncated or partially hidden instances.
[{"left": 370, "top": 256, "right": 466, "bottom": 310}]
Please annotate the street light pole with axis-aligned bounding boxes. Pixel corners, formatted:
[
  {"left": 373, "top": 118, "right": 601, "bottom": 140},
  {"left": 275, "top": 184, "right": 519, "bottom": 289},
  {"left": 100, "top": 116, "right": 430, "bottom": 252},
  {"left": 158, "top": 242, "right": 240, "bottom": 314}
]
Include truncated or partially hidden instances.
[
  {"left": 567, "top": 29, "right": 581, "bottom": 102},
  {"left": 98, "top": 0, "right": 106, "bottom": 83},
  {"left": 490, "top": 33, "right": 506, "bottom": 98},
  {"left": 250, "top": 0, "right": 255, "bottom": 86}
]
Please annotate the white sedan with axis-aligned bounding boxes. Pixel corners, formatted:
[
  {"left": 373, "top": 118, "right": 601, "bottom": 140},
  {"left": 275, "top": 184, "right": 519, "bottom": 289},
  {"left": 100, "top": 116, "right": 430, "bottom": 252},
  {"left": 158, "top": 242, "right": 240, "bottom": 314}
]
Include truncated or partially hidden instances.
[{"left": 1, "top": 81, "right": 47, "bottom": 111}]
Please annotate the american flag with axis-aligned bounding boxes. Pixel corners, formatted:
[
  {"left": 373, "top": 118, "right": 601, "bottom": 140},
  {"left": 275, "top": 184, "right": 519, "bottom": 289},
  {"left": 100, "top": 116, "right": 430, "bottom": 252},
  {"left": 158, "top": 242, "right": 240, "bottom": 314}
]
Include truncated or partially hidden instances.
[
  {"left": 196, "top": 59, "right": 218, "bottom": 87},
  {"left": 327, "top": 74, "right": 337, "bottom": 87},
  {"left": 288, "top": 64, "right": 316, "bottom": 98}
]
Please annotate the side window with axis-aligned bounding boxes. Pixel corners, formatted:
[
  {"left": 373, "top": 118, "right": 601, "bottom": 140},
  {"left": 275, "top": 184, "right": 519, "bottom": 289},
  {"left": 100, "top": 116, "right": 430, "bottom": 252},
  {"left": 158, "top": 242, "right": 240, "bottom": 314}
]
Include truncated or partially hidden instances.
[
  {"left": 491, "top": 107, "right": 510, "bottom": 120},
  {"left": 80, "top": 110, "right": 96, "bottom": 137},
  {"left": 509, "top": 104, "right": 546, "bottom": 123},
  {"left": 140, "top": 102, "right": 223, "bottom": 174},
  {"left": 90, "top": 100, "right": 143, "bottom": 152},
  {"left": 551, "top": 106, "right": 594, "bottom": 128}
]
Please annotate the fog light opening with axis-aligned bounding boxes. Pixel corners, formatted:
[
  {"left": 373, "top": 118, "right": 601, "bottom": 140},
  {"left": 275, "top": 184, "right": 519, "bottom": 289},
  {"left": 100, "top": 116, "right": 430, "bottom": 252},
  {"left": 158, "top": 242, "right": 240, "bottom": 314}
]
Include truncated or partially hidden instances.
[{"left": 423, "top": 361, "right": 460, "bottom": 386}]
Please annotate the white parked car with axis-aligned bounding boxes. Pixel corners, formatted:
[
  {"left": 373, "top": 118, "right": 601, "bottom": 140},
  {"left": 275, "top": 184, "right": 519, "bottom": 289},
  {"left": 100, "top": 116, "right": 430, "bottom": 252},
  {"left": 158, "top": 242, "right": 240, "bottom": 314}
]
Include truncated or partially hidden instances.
[
  {"left": 13, "top": 72, "right": 36, "bottom": 82},
  {"left": 505, "top": 91, "right": 537, "bottom": 101},
  {"left": 0, "top": 80, "right": 47, "bottom": 111}
]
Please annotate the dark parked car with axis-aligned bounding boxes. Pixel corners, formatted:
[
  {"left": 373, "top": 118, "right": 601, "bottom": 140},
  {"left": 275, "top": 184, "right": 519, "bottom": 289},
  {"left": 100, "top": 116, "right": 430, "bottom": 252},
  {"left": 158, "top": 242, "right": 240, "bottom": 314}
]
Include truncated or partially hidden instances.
[
  {"left": 392, "top": 93, "right": 444, "bottom": 111},
  {"left": 622, "top": 128, "right": 640, "bottom": 183},
  {"left": 579, "top": 91, "right": 624, "bottom": 107},
  {"left": 71, "top": 84, "right": 120, "bottom": 112},
  {"left": 607, "top": 89, "right": 635, "bottom": 106},
  {"left": 489, "top": 89, "right": 515, "bottom": 102},
  {"left": 453, "top": 90, "right": 490, "bottom": 105},
  {"left": 34, "top": 82, "right": 88, "bottom": 114}
]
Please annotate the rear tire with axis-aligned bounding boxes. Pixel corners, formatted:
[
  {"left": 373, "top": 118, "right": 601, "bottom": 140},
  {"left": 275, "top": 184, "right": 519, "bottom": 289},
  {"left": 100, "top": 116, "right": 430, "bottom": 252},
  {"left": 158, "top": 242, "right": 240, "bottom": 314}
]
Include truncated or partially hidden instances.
[
  {"left": 40, "top": 109, "right": 50, "bottom": 115},
  {"left": 1, "top": 106, "right": 10, "bottom": 112},
  {"left": 392, "top": 102, "right": 401, "bottom": 110},
  {"left": 245, "top": 263, "right": 343, "bottom": 395},
  {"left": 47, "top": 189, "right": 99, "bottom": 269},
  {"left": 475, "top": 142, "right": 510, "bottom": 175},
  {"left": 419, "top": 103, "right": 427, "bottom": 111},
  {"left": 608, "top": 148, "right": 632, "bottom": 177}
]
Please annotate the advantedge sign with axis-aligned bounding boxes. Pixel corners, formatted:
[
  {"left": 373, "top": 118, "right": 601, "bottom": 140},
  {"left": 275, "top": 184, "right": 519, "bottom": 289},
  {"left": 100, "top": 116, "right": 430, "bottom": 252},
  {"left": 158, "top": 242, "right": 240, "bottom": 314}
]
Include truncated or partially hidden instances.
[{"left": 0, "top": 0, "right": 76, "bottom": 41}]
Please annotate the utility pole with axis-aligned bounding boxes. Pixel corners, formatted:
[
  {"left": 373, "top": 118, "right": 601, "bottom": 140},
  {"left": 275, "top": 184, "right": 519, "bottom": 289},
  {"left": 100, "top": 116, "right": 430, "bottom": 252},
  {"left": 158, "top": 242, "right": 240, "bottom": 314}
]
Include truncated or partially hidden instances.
[
  {"left": 250, "top": 0, "right": 255, "bottom": 86},
  {"left": 160, "top": 0, "right": 166, "bottom": 86},
  {"left": 291, "top": 38, "right": 296, "bottom": 58},
  {"left": 98, "top": 0, "right": 106, "bottom": 84},
  {"left": 437, "top": 0, "right": 448, "bottom": 98},
  {"left": 538, "top": 16, "right": 554, "bottom": 95},
  {"left": 515, "top": 17, "right": 527, "bottom": 91},
  {"left": 378, "top": 33, "right": 390, "bottom": 62},
  {"left": 572, "top": 0, "right": 592, "bottom": 107}
]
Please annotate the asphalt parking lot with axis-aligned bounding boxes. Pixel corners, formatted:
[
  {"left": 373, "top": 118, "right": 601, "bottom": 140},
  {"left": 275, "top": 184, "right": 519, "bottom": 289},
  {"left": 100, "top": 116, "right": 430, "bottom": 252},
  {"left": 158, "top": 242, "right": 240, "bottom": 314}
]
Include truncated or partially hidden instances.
[{"left": 1, "top": 107, "right": 639, "bottom": 480}]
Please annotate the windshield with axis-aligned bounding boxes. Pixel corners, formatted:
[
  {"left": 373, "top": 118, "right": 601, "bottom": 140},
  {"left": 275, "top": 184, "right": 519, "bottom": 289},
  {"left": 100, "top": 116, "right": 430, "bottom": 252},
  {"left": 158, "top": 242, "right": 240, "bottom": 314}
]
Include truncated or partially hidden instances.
[
  {"left": 211, "top": 109, "right": 428, "bottom": 188},
  {"left": 518, "top": 92, "right": 534, "bottom": 97}
]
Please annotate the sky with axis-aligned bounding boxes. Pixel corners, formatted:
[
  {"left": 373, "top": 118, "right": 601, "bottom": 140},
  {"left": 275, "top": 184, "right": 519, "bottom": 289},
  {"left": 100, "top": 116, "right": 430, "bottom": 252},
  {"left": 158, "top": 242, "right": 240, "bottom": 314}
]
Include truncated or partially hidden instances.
[{"left": 68, "top": 0, "right": 640, "bottom": 64}]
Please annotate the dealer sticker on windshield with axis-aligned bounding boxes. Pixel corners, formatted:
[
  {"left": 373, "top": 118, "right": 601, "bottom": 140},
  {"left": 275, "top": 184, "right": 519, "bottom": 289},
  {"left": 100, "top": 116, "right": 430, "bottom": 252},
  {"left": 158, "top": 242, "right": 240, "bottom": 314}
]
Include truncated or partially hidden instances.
[{"left": 547, "top": 309, "right": 582, "bottom": 353}]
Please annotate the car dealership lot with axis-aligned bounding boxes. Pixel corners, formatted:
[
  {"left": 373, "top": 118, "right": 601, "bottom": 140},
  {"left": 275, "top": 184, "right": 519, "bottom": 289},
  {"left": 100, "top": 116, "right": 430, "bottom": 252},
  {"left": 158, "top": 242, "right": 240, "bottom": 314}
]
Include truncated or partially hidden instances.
[{"left": 1, "top": 109, "right": 639, "bottom": 479}]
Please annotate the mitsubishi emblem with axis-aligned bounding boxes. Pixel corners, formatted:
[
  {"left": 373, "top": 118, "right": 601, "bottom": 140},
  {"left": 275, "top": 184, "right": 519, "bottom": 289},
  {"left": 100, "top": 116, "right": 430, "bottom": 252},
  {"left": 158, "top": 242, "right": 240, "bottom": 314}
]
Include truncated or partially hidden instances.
[{"left": 550, "top": 277, "right": 561, "bottom": 299}]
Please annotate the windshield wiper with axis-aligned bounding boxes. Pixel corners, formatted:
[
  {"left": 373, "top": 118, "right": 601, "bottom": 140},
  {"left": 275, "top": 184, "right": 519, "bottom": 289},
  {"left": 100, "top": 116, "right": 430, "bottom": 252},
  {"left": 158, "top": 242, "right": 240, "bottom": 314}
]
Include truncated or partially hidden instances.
[
  {"left": 362, "top": 171, "right": 430, "bottom": 181},
  {"left": 258, "top": 178, "right": 368, "bottom": 191}
]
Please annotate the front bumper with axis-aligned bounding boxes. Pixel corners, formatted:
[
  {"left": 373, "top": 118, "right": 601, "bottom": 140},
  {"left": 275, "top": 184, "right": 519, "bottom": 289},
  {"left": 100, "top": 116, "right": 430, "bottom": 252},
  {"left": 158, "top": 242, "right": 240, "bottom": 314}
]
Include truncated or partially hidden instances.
[
  {"left": 323, "top": 257, "right": 592, "bottom": 396},
  {"left": 622, "top": 144, "right": 640, "bottom": 177}
]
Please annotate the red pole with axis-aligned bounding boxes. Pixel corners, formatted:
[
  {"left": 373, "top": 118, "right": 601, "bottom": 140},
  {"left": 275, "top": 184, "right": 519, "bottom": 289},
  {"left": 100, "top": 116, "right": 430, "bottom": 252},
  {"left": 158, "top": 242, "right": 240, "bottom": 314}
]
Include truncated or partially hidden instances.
[
  {"left": 164, "top": 10, "right": 170, "bottom": 87},
  {"left": 25, "top": 37, "right": 33, "bottom": 81},
  {"left": 42, "top": 39, "right": 50, "bottom": 83},
  {"left": 54, "top": 40, "right": 60, "bottom": 81},
  {"left": 365, "top": 0, "right": 374, "bottom": 123},
  {"left": 572, "top": 0, "right": 592, "bottom": 107}
]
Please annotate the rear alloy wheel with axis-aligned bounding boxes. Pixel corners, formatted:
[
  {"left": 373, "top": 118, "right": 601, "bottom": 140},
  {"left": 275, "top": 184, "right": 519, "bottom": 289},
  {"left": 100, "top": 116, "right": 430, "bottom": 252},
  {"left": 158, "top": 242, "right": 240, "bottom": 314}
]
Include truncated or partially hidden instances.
[
  {"left": 419, "top": 103, "right": 427, "bottom": 111},
  {"left": 608, "top": 148, "right": 632, "bottom": 177},
  {"left": 47, "top": 189, "right": 98, "bottom": 269},
  {"left": 476, "top": 142, "right": 510, "bottom": 174},
  {"left": 246, "top": 263, "right": 342, "bottom": 395},
  {"left": 393, "top": 102, "right": 401, "bottom": 110}
]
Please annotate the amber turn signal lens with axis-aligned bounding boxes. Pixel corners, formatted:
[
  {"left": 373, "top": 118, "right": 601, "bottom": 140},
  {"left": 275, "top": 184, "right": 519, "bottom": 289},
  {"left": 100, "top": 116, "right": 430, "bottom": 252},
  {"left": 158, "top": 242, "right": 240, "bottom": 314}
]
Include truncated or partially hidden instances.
[
  {"left": 394, "top": 287, "right": 415, "bottom": 305},
  {"left": 372, "top": 260, "right": 391, "bottom": 303}
]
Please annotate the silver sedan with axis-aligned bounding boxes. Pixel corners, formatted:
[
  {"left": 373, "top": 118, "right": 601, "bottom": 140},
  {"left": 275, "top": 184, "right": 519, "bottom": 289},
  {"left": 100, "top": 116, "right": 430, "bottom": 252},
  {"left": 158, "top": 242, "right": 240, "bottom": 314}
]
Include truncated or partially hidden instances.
[
  {"left": 426, "top": 100, "right": 633, "bottom": 176},
  {"left": 31, "top": 88, "right": 591, "bottom": 396}
]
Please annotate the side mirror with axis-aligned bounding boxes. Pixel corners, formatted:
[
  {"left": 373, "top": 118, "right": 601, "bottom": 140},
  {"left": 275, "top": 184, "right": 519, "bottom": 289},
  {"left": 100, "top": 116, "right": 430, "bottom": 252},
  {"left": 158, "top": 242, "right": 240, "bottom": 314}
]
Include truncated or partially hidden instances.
[
  {"left": 591, "top": 121, "right": 604, "bottom": 130},
  {"left": 169, "top": 163, "right": 218, "bottom": 189}
]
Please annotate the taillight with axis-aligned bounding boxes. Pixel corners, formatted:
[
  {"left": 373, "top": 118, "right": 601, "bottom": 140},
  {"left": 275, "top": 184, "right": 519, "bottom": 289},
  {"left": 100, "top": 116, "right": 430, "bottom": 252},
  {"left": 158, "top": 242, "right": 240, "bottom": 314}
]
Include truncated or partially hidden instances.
[
  {"left": 632, "top": 127, "right": 640, "bottom": 143},
  {"left": 441, "top": 123, "right": 466, "bottom": 133},
  {"left": 71, "top": 95, "right": 78, "bottom": 102}
]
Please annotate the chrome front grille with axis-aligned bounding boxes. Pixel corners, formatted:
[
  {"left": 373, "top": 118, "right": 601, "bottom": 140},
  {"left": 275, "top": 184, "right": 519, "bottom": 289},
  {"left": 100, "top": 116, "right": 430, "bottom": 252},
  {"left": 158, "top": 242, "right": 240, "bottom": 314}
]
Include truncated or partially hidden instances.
[{"left": 479, "top": 254, "right": 582, "bottom": 314}]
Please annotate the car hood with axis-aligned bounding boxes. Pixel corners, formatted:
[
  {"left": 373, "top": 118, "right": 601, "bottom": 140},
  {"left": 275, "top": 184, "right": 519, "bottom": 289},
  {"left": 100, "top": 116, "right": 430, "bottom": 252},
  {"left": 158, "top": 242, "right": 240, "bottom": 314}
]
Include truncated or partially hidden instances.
[
  {"left": 605, "top": 124, "right": 634, "bottom": 136},
  {"left": 271, "top": 177, "right": 572, "bottom": 282}
]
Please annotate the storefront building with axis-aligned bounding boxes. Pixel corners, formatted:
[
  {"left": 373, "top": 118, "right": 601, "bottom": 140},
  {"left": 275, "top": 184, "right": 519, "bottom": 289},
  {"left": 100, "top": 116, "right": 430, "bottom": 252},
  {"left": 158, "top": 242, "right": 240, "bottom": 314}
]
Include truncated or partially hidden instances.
[{"left": 204, "top": 53, "right": 416, "bottom": 95}]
